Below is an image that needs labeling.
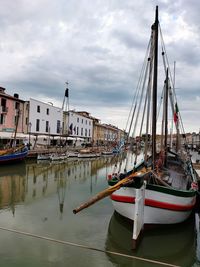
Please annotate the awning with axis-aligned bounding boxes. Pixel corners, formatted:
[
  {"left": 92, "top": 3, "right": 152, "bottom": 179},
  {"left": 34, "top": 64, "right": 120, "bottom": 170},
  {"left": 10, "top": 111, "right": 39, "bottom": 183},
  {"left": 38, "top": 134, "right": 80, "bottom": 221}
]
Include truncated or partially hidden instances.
[
  {"left": 66, "top": 137, "right": 84, "bottom": 141},
  {"left": 0, "top": 132, "right": 28, "bottom": 139}
]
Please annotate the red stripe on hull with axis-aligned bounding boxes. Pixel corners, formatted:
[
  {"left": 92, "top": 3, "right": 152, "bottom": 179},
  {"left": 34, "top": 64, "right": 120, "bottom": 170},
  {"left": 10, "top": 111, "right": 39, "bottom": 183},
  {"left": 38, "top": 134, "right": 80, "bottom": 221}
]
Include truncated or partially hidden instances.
[{"left": 110, "top": 194, "right": 196, "bottom": 211}]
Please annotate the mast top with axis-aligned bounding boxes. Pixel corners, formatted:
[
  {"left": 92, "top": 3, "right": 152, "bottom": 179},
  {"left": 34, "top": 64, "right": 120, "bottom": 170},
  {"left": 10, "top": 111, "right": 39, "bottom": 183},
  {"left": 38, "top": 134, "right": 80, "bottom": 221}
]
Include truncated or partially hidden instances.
[
  {"left": 155, "top": 6, "right": 158, "bottom": 23},
  {"left": 152, "top": 6, "right": 159, "bottom": 30}
]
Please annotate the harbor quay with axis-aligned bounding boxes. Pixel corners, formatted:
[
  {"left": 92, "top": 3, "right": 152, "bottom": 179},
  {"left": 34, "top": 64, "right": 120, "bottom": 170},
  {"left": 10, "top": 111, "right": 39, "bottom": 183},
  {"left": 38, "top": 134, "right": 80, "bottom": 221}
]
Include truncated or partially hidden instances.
[{"left": 26, "top": 145, "right": 111, "bottom": 159}]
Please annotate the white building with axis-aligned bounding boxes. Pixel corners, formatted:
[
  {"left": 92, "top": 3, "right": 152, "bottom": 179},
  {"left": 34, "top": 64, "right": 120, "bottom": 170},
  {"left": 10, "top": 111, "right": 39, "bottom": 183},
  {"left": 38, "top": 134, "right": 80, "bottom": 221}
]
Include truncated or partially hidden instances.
[
  {"left": 29, "top": 98, "right": 63, "bottom": 137},
  {"left": 66, "top": 110, "right": 93, "bottom": 143}
]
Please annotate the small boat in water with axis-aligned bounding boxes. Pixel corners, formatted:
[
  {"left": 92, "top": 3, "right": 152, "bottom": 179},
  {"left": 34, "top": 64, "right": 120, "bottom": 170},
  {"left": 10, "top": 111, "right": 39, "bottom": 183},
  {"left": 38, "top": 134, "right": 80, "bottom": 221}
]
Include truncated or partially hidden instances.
[
  {"left": 50, "top": 153, "right": 68, "bottom": 161},
  {"left": 67, "top": 151, "right": 79, "bottom": 158},
  {"left": 37, "top": 154, "right": 51, "bottom": 161},
  {"left": 78, "top": 149, "right": 100, "bottom": 158},
  {"left": 0, "top": 145, "right": 28, "bottom": 164}
]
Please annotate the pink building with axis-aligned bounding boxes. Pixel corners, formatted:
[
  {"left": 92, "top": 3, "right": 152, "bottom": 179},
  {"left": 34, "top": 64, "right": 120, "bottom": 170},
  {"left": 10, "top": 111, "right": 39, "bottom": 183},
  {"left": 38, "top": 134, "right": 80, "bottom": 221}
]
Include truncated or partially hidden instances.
[{"left": 0, "top": 87, "right": 26, "bottom": 139}]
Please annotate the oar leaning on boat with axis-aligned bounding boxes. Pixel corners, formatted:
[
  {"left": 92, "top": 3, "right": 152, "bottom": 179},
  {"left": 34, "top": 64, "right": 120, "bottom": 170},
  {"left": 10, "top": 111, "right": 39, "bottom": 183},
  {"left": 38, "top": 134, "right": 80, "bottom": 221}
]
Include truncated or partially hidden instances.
[{"left": 73, "top": 167, "right": 153, "bottom": 214}]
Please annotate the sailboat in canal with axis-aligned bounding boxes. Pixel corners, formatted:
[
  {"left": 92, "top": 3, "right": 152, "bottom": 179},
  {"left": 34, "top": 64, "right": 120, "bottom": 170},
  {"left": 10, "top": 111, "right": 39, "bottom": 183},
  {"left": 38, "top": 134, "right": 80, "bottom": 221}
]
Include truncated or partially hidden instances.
[
  {"left": 73, "top": 6, "right": 199, "bottom": 228},
  {"left": 106, "top": 6, "right": 199, "bottom": 225}
]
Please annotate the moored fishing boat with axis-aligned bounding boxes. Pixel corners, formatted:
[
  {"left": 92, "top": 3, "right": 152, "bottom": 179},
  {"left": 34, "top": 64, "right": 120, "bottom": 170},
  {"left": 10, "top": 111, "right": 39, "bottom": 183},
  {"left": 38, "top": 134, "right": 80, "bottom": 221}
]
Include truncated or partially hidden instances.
[
  {"left": 67, "top": 151, "right": 78, "bottom": 158},
  {"left": 106, "top": 6, "right": 198, "bottom": 225},
  {"left": 37, "top": 153, "right": 51, "bottom": 160},
  {"left": 78, "top": 149, "right": 100, "bottom": 158},
  {"left": 73, "top": 6, "right": 199, "bottom": 247},
  {"left": 50, "top": 153, "right": 68, "bottom": 161},
  {"left": 0, "top": 145, "right": 28, "bottom": 164}
]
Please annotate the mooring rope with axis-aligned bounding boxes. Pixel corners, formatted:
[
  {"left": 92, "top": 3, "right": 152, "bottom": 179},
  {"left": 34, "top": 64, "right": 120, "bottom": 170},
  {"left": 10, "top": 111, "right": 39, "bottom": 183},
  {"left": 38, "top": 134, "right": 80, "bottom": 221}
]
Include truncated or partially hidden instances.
[{"left": 0, "top": 226, "right": 180, "bottom": 267}]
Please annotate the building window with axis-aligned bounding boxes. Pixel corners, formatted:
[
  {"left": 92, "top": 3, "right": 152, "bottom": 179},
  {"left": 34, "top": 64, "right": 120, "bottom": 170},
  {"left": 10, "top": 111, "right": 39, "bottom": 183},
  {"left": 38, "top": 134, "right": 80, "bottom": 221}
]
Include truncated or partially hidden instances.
[
  {"left": 89, "top": 129, "right": 90, "bottom": 137},
  {"left": 81, "top": 128, "right": 83, "bottom": 136},
  {"left": 36, "top": 119, "right": 40, "bottom": 131},
  {"left": 15, "top": 102, "right": 20, "bottom": 110},
  {"left": 37, "top": 105, "right": 40, "bottom": 113},
  {"left": 85, "top": 129, "right": 87, "bottom": 137},
  {"left": 25, "top": 117, "right": 28, "bottom": 125},
  {"left": 77, "top": 127, "right": 79, "bottom": 135},
  {"left": 77, "top": 117, "right": 79, "bottom": 123},
  {"left": 69, "top": 123, "right": 73, "bottom": 134},
  {"left": 89, "top": 121, "right": 91, "bottom": 126},
  {"left": 46, "top": 108, "right": 49, "bottom": 115},
  {"left": 1, "top": 98, "right": 6, "bottom": 111},
  {"left": 86, "top": 120, "right": 87, "bottom": 125},
  {"left": 57, "top": 120, "right": 61, "bottom": 134},
  {"left": 46, "top": 121, "right": 49, "bottom": 133},
  {"left": 0, "top": 114, "right": 4, "bottom": 124},
  {"left": 14, "top": 115, "right": 18, "bottom": 125},
  {"left": 82, "top": 119, "right": 83, "bottom": 123}
]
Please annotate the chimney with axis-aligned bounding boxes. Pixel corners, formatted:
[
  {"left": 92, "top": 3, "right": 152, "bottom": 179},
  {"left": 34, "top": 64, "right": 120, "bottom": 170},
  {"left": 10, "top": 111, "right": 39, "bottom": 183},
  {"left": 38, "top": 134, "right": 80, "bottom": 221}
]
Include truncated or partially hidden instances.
[
  {"left": 0, "top": 87, "right": 6, "bottom": 93},
  {"left": 14, "top": 93, "right": 19, "bottom": 98}
]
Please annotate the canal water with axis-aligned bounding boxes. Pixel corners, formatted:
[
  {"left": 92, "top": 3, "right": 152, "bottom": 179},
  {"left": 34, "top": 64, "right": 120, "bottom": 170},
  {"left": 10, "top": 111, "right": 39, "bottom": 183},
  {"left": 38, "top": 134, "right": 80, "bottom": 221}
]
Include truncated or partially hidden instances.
[{"left": 0, "top": 152, "right": 199, "bottom": 267}]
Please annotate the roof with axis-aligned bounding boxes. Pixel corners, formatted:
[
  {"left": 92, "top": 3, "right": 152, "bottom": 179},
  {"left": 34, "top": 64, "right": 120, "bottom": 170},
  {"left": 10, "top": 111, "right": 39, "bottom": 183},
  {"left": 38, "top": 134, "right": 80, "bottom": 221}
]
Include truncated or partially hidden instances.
[{"left": 0, "top": 88, "right": 25, "bottom": 102}]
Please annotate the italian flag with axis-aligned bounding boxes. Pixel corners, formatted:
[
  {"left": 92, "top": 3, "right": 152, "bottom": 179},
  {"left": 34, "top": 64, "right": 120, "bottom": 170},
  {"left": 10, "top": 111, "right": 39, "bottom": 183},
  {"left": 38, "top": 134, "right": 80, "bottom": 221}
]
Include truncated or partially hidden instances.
[{"left": 174, "top": 102, "right": 179, "bottom": 124}]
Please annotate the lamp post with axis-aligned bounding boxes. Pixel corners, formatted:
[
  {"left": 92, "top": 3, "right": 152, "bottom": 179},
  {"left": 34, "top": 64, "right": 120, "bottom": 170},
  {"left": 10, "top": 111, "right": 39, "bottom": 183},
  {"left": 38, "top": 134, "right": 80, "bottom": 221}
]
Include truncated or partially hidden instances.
[{"left": 28, "top": 122, "right": 32, "bottom": 150}]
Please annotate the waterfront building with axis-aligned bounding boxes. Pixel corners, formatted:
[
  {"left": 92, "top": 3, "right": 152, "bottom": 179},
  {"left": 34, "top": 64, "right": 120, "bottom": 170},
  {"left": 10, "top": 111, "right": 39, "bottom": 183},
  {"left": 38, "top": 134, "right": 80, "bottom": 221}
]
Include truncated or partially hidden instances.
[
  {"left": 93, "top": 118, "right": 106, "bottom": 146},
  {"left": 0, "top": 87, "right": 26, "bottom": 147},
  {"left": 28, "top": 98, "right": 63, "bottom": 147},
  {"left": 0, "top": 87, "right": 130, "bottom": 149},
  {"left": 63, "top": 110, "right": 93, "bottom": 146},
  {"left": 103, "top": 124, "right": 120, "bottom": 145}
]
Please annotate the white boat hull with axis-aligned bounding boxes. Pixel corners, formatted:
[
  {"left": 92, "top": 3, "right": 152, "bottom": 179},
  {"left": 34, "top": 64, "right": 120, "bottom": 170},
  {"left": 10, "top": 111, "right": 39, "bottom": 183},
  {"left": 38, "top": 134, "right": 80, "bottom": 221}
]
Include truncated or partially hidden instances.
[
  {"left": 50, "top": 154, "right": 68, "bottom": 161},
  {"left": 78, "top": 153, "right": 100, "bottom": 158},
  {"left": 110, "top": 186, "right": 196, "bottom": 224},
  {"left": 37, "top": 154, "right": 50, "bottom": 160}
]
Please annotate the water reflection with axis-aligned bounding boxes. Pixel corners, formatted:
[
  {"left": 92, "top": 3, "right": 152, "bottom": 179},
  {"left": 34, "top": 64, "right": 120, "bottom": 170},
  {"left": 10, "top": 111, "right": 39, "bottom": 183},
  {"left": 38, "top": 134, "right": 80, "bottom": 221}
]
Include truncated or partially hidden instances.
[
  {"left": 106, "top": 211, "right": 196, "bottom": 266},
  {"left": 56, "top": 164, "right": 67, "bottom": 219},
  {"left": 0, "top": 163, "right": 26, "bottom": 215},
  {"left": 0, "top": 152, "right": 198, "bottom": 266},
  {"left": 0, "top": 154, "right": 124, "bottom": 216}
]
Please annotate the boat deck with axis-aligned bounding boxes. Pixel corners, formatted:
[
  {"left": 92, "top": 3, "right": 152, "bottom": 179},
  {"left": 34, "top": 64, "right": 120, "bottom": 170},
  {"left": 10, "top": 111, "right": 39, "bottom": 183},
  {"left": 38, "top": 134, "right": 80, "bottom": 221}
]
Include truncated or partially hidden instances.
[{"left": 165, "top": 162, "right": 189, "bottom": 190}]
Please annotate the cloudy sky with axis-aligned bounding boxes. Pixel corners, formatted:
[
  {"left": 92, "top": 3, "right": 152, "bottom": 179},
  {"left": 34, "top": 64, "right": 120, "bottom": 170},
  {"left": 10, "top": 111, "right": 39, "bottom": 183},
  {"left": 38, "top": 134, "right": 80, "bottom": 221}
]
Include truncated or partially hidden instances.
[{"left": 0, "top": 0, "right": 200, "bottom": 133}]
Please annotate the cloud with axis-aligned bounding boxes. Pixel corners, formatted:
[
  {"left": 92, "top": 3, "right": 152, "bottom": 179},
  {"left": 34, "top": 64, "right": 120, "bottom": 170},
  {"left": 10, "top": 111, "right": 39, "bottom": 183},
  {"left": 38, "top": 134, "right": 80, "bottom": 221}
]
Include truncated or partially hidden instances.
[{"left": 0, "top": 0, "right": 200, "bottom": 132}]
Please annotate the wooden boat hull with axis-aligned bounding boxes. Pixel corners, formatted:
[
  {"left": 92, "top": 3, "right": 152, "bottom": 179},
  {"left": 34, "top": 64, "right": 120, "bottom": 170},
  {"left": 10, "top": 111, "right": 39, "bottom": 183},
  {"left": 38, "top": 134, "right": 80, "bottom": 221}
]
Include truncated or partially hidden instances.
[
  {"left": 102, "top": 151, "right": 113, "bottom": 155},
  {"left": 68, "top": 152, "right": 78, "bottom": 157},
  {"left": 110, "top": 185, "right": 196, "bottom": 224},
  {"left": 37, "top": 154, "right": 50, "bottom": 160},
  {"left": 50, "top": 154, "right": 68, "bottom": 161},
  {"left": 78, "top": 153, "right": 100, "bottom": 158},
  {"left": 0, "top": 147, "right": 28, "bottom": 164}
]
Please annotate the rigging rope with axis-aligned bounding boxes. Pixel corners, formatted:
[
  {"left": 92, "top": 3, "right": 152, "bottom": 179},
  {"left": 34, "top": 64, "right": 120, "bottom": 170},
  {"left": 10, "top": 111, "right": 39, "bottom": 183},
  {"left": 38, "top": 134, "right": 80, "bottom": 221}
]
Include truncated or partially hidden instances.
[
  {"left": 159, "top": 25, "right": 186, "bottom": 137},
  {"left": 125, "top": 36, "right": 151, "bottom": 137},
  {"left": 0, "top": 226, "right": 181, "bottom": 267}
]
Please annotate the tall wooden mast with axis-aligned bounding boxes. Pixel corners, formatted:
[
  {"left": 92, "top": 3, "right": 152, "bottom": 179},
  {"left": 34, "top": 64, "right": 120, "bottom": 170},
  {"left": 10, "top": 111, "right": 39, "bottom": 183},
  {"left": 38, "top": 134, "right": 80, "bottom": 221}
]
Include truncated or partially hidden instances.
[
  {"left": 152, "top": 6, "right": 159, "bottom": 170},
  {"left": 164, "top": 68, "right": 169, "bottom": 167}
]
